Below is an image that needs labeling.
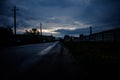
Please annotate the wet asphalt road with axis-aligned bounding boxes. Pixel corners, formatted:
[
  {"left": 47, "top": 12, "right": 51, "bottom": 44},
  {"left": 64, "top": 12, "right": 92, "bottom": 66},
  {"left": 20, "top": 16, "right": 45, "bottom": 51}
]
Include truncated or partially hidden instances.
[{"left": 0, "top": 42, "right": 81, "bottom": 79}]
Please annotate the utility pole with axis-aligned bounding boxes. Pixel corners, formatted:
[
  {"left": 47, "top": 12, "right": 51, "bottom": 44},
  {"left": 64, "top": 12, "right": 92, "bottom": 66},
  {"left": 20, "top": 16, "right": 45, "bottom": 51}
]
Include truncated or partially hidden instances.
[
  {"left": 89, "top": 26, "right": 92, "bottom": 41},
  {"left": 40, "top": 22, "right": 43, "bottom": 42},
  {"left": 51, "top": 32, "right": 53, "bottom": 36},
  {"left": 13, "top": 5, "right": 17, "bottom": 35},
  {"left": 90, "top": 26, "right": 92, "bottom": 35},
  {"left": 40, "top": 22, "right": 42, "bottom": 36}
]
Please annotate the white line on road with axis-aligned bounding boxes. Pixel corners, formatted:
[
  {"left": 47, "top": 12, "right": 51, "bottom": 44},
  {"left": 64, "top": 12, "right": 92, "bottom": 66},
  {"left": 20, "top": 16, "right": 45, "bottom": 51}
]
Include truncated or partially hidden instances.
[{"left": 38, "top": 41, "right": 59, "bottom": 55}]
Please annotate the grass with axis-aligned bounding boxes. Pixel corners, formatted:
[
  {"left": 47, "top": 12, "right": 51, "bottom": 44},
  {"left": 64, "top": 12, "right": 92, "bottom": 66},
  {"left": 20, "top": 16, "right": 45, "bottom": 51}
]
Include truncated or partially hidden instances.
[
  {"left": 63, "top": 42, "right": 120, "bottom": 77},
  {"left": 63, "top": 42, "right": 120, "bottom": 63}
]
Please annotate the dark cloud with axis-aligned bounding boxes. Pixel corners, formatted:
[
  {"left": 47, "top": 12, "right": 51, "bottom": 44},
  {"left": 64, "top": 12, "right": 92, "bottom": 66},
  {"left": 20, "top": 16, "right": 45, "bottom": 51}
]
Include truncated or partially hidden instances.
[
  {"left": 38, "top": 0, "right": 72, "bottom": 8},
  {"left": 55, "top": 28, "right": 90, "bottom": 35},
  {"left": 55, "top": 26, "right": 116, "bottom": 36},
  {"left": 0, "top": 0, "right": 14, "bottom": 26},
  {"left": 0, "top": 0, "right": 120, "bottom": 37},
  {"left": 16, "top": 19, "right": 30, "bottom": 28},
  {"left": 76, "top": 0, "right": 120, "bottom": 28},
  {"left": 0, "top": 0, "right": 12, "bottom": 16}
]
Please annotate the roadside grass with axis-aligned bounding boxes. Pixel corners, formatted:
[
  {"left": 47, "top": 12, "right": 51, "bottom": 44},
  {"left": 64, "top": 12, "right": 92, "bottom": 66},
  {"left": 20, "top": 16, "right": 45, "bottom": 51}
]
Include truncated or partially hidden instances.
[
  {"left": 63, "top": 42, "right": 120, "bottom": 63},
  {"left": 63, "top": 42, "right": 120, "bottom": 77}
]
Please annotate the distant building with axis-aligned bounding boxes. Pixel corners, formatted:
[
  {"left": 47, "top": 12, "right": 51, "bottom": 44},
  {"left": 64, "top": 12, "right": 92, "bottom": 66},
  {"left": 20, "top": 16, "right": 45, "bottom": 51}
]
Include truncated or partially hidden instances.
[
  {"left": 43, "top": 35, "right": 55, "bottom": 42},
  {"left": 71, "top": 37, "right": 79, "bottom": 42},
  {"left": 82, "top": 28, "right": 120, "bottom": 42},
  {"left": 64, "top": 35, "right": 72, "bottom": 42}
]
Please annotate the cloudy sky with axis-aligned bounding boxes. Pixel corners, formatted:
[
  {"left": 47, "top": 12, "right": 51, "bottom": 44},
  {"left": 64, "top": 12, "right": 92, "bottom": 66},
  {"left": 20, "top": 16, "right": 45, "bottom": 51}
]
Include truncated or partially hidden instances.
[{"left": 0, "top": 0, "right": 120, "bottom": 37}]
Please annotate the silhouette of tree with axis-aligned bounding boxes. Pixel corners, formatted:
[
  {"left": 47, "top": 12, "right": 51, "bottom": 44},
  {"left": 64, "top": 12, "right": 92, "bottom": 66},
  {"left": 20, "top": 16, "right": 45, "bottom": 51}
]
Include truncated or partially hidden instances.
[
  {"left": 24, "top": 28, "right": 39, "bottom": 35},
  {"left": 24, "top": 28, "right": 41, "bottom": 43},
  {"left": 64, "top": 35, "right": 71, "bottom": 42},
  {"left": 0, "top": 26, "right": 13, "bottom": 46}
]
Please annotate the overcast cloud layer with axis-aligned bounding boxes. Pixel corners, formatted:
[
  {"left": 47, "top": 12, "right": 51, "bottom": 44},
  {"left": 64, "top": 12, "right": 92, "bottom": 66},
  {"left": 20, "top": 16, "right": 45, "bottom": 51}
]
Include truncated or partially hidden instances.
[{"left": 0, "top": 0, "right": 120, "bottom": 37}]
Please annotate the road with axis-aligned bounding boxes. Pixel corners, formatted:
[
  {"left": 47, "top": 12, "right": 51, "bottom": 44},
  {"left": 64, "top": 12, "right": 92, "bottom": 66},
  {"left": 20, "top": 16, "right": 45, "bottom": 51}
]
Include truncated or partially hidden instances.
[{"left": 1, "top": 42, "right": 81, "bottom": 79}]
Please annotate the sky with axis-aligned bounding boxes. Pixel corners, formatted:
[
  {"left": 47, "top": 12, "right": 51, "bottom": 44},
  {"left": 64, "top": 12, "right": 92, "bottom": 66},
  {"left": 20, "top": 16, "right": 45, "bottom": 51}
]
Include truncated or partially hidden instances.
[{"left": 0, "top": 0, "right": 120, "bottom": 37}]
